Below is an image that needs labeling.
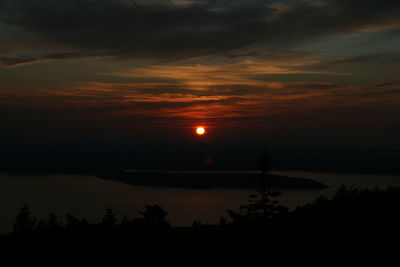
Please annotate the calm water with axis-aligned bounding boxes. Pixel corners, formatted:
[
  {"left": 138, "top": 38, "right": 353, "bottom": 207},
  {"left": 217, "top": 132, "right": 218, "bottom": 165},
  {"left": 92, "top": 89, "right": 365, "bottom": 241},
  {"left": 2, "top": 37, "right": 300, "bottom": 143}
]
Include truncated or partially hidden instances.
[{"left": 1, "top": 171, "right": 400, "bottom": 234}]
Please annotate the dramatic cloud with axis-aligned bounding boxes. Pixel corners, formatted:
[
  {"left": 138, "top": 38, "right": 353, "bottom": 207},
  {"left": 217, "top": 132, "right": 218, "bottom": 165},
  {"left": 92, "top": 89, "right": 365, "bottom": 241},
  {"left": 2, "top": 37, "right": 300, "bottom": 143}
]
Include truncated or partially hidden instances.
[
  {"left": 1, "top": 0, "right": 400, "bottom": 65},
  {"left": 1, "top": 0, "right": 400, "bottom": 145}
]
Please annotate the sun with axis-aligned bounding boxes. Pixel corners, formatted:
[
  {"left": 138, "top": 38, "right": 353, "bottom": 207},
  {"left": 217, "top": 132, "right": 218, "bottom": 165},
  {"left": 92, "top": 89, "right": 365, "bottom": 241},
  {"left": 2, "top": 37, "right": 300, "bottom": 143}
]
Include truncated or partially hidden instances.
[{"left": 196, "top": 126, "right": 206, "bottom": 135}]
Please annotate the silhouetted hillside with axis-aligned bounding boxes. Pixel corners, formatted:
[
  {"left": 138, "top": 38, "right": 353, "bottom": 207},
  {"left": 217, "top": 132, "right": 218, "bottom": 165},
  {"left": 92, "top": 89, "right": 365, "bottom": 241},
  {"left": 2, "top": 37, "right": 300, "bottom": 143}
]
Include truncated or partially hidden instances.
[{"left": 1, "top": 186, "right": 399, "bottom": 266}]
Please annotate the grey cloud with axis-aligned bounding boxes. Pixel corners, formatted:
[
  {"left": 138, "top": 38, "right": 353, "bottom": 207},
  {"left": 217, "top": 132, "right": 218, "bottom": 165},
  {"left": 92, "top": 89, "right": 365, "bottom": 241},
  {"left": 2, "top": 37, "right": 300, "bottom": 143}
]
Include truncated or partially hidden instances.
[
  {"left": 305, "top": 52, "right": 400, "bottom": 71},
  {"left": 376, "top": 78, "right": 400, "bottom": 88},
  {"left": 0, "top": 52, "right": 100, "bottom": 67},
  {"left": 0, "top": 0, "right": 400, "bottom": 65}
]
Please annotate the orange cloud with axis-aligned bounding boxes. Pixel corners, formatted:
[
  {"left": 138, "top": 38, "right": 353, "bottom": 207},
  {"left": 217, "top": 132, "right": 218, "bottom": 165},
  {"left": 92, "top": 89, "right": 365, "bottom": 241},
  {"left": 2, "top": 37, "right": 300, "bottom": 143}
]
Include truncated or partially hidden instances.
[{"left": 101, "top": 59, "right": 346, "bottom": 91}]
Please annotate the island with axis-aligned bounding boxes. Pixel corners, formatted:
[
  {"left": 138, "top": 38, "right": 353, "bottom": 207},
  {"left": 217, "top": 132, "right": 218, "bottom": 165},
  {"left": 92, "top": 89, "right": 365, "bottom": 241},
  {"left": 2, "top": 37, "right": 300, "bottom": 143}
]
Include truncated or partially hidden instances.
[{"left": 94, "top": 170, "right": 327, "bottom": 189}]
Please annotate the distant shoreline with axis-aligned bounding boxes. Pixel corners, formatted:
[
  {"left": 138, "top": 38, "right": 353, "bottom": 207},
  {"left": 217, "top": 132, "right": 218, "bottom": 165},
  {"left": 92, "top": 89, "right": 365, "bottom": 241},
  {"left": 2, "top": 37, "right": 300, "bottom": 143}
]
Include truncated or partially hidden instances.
[
  {"left": 95, "top": 170, "right": 328, "bottom": 190},
  {"left": 2, "top": 168, "right": 400, "bottom": 176}
]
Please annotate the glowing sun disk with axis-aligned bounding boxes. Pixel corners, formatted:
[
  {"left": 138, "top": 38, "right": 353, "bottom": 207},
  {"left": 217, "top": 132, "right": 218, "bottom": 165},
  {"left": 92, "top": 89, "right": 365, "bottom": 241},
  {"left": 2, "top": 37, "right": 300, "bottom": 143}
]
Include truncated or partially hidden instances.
[{"left": 196, "top": 127, "right": 206, "bottom": 135}]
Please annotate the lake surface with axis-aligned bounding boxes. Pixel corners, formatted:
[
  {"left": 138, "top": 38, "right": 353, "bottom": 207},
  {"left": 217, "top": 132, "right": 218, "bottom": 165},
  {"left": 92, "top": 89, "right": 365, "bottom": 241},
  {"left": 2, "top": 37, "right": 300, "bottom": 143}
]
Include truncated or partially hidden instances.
[{"left": 1, "top": 171, "right": 400, "bottom": 234}]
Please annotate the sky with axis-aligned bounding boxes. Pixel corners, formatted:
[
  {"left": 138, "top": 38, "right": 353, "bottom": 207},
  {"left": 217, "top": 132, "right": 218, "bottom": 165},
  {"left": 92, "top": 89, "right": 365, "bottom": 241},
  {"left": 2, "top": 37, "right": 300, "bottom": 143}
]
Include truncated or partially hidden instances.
[{"left": 1, "top": 0, "right": 400, "bottom": 147}]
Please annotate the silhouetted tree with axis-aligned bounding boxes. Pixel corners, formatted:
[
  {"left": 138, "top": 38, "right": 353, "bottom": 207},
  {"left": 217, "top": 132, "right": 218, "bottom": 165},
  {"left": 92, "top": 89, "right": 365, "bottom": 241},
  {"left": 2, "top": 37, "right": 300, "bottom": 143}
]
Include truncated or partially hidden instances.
[
  {"left": 228, "top": 150, "right": 288, "bottom": 224},
  {"left": 13, "top": 204, "right": 36, "bottom": 234},
  {"left": 35, "top": 220, "right": 47, "bottom": 232},
  {"left": 219, "top": 216, "right": 228, "bottom": 226},
  {"left": 259, "top": 149, "right": 273, "bottom": 174},
  {"left": 120, "top": 214, "right": 130, "bottom": 226},
  {"left": 47, "top": 213, "right": 61, "bottom": 231},
  {"left": 192, "top": 220, "right": 203, "bottom": 227},
  {"left": 66, "top": 213, "right": 89, "bottom": 231},
  {"left": 138, "top": 205, "right": 169, "bottom": 226},
  {"left": 228, "top": 187, "right": 287, "bottom": 224},
  {"left": 102, "top": 207, "right": 117, "bottom": 227},
  {"left": 241, "top": 187, "right": 288, "bottom": 220}
]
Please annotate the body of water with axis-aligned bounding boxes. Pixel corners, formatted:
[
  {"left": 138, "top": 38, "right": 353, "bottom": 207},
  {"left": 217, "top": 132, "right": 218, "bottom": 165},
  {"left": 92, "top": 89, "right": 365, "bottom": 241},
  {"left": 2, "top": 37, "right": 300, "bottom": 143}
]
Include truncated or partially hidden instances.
[{"left": 0, "top": 171, "right": 399, "bottom": 234}]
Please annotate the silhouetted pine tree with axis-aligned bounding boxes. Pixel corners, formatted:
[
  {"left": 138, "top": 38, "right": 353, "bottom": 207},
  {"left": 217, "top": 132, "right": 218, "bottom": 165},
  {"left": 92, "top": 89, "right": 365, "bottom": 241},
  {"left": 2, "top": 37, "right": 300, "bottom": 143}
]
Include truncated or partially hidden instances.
[
  {"left": 138, "top": 205, "right": 169, "bottom": 226},
  {"left": 120, "top": 214, "right": 130, "bottom": 226},
  {"left": 13, "top": 204, "right": 36, "bottom": 234},
  {"left": 47, "top": 213, "right": 61, "bottom": 231},
  {"left": 102, "top": 207, "right": 117, "bottom": 227},
  {"left": 241, "top": 187, "right": 288, "bottom": 220},
  {"left": 259, "top": 149, "right": 273, "bottom": 174},
  {"left": 227, "top": 150, "right": 288, "bottom": 224},
  {"left": 66, "top": 213, "right": 89, "bottom": 231}
]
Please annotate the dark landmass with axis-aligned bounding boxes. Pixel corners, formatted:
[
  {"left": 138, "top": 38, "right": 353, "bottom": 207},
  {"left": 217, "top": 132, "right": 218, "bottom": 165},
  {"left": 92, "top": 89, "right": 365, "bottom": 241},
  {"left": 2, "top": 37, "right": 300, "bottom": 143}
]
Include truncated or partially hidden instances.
[
  {"left": 1, "top": 186, "right": 399, "bottom": 266},
  {"left": 95, "top": 170, "right": 328, "bottom": 189}
]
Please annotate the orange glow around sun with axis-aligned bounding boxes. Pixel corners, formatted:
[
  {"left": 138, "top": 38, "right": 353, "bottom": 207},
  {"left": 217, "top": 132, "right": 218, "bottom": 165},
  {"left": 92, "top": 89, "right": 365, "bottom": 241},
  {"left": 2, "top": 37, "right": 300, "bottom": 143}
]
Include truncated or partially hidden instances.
[{"left": 196, "top": 127, "right": 206, "bottom": 135}]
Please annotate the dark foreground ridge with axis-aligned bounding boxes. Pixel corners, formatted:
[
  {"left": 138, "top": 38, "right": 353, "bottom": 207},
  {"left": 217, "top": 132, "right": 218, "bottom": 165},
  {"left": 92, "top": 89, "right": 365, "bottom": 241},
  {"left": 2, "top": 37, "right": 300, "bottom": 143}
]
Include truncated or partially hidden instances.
[
  {"left": 1, "top": 186, "right": 399, "bottom": 266},
  {"left": 95, "top": 170, "right": 327, "bottom": 189}
]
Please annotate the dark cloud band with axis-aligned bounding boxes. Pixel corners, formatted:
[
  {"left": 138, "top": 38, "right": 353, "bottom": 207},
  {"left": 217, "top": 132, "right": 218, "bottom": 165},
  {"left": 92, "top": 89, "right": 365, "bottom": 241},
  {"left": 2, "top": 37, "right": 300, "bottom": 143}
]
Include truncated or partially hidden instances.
[{"left": 0, "top": 0, "right": 400, "bottom": 65}]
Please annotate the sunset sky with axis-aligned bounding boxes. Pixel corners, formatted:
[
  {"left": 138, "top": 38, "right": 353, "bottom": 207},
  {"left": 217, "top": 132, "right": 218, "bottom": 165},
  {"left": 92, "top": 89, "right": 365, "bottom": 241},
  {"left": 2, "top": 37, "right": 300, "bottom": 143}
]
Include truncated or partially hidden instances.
[{"left": 1, "top": 0, "right": 400, "bottom": 146}]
